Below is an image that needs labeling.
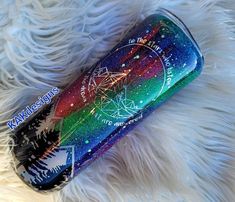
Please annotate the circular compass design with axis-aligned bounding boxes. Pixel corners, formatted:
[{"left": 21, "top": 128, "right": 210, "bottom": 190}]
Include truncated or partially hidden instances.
[{"left": 87, "top": 44, "right": 165, "bottom": 121}]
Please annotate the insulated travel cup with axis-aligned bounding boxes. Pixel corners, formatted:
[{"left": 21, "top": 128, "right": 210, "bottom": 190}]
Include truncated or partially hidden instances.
[{"left": 11, "top": 9, "right": 204, "bottom": 192}]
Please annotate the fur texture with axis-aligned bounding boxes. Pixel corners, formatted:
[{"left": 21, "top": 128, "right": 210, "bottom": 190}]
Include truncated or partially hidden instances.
[{"left": 0, "top": 0, "right": 234, "bottom": 201}]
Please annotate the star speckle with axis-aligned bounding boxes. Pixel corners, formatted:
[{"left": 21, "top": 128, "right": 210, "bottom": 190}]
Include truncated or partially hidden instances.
[{"left": 134, "top": 55, "right": 140, "bottom": 60}]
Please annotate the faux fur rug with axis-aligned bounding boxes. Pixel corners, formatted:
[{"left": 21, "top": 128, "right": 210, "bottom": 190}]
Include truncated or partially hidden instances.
[{"left": 0, "top": 0, "right": 234, "bottom": 201}]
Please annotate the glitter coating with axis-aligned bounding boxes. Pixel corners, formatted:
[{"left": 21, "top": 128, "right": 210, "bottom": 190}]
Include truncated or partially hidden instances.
[{"left": 12, "top": 9, "right": 204, "bottom": 192}]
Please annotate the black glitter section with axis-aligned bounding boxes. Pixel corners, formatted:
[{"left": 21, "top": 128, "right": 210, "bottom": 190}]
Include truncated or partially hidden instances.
[
  {"left": 12, "top": 104, "right": 58, "bottom": 165},
  {"left": 11, "top": 104, "right": 72, "bottom": 191}
]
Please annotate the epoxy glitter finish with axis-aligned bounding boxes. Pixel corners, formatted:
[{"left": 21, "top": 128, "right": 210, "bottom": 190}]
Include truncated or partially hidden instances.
[{"left": 12, "top": 9, "right": 204, "bottom": 192}]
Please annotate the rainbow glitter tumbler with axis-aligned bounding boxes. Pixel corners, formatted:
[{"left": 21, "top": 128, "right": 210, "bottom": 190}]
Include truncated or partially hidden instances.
[{"left": 11, "top": 9, "right": 204, "bottom": 192}]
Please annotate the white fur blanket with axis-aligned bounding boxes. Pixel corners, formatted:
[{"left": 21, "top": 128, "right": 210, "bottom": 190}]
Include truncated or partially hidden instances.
[{"left": 0, "top": 0, "right": 234, "bottom": 201}]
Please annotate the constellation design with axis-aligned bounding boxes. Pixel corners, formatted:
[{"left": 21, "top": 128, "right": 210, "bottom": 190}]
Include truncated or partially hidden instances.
[
  {"left": 88, "top": 65, "right": 140, "bottom": 119},
  {"left": 88, "top": 66, "right": 127, "bottom": 95},
  {"left": 100, "top": 86, "right": 140, "bottom": 119}
]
